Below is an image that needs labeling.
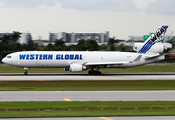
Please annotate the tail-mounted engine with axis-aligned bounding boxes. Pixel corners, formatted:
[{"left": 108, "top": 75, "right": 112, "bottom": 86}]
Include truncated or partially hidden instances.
[{"left": 133, "top": 43, "right": 172, "bottom": 53}]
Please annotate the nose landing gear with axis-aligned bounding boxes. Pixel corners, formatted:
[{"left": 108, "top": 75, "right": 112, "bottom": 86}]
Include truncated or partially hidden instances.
[{"left": 24, "top": 67, "right": 28, "bottom": 75}]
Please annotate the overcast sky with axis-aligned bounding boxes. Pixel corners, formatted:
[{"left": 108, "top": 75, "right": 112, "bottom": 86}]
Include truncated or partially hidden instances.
[{"left": 0, "top": 0, "right": 175, "bottom": 40}]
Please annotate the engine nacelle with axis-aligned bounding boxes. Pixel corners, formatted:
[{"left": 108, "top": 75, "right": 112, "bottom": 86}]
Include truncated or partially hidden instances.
[
  {"left": 64, "top": 64, "right": 86, "bottom": 72},
  {"left": 133, "top": 43, "right": 172, "bottom": 53},
  {"left": 68, "top": 64, "right": 85, "bottom": 72}
]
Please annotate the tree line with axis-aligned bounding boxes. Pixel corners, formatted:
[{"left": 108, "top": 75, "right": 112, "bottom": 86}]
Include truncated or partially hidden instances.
[
  {"left": 44, "top": 37, "right": 132, "bottom": 52},
  {"left": 0, "top": 31, "right": 37, "bottom": 60},
  {"left": 44, "top": 39, "right": 100, "bottom": 51}
]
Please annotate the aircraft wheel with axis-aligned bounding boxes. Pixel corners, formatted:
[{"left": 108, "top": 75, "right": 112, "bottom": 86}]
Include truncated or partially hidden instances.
[
  {"left": 88, "top": 71, "right": 92, "bottom": 75},
  {"left": 96, "top": 71, "right": 101, "bottom": 75},
  {"left": 98, "top": 71, "right": 101, "bottom": 75},
  {"left": 24, "top": 67, "right": 28, "bottom": 75},
  {"left": 88, "top": 71, "right": 102, "bottom": 75},
  {"left": 95, "top": 71, "right": 98, "bottom": 75},
  {"left": 24, "top": 71, "right": 28, "bottom": 75}
]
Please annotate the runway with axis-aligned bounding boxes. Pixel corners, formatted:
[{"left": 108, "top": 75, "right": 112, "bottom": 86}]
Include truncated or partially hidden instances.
[
  {"left": 1, "top": 91, "right": 175, "bottom": 101},
  {"left": 0, "top": 73, "right": 175, "bottom": 80},
  {"left": 0, "top": 116, "right": 175, "bottom": 120}
]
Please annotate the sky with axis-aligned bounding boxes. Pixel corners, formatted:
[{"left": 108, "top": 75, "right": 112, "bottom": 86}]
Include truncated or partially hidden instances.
[{"left": 0, "top": 0, "right": 175, "bottom": 40}]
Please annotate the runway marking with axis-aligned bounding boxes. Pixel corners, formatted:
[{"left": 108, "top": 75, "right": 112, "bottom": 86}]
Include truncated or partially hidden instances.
[
  {"left": 99, "top": 117, "right": 112, "bottom": 120},
  {"left": 64, "top": 98, "right": 71, "bottom": 101},
  {"left": 56, "top": 91, "right": 60, "bottom": 92},
  {"left": 166, "top": 90, "right": 174, "bottom": 92}
]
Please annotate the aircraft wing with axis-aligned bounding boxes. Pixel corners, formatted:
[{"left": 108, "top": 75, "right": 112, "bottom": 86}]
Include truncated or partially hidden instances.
[
  {"left": 85, "top": 61, "right": 130, "bottom": 66},
  {"left": 85, "top": 55, "right": 143, "bottom": 66}
]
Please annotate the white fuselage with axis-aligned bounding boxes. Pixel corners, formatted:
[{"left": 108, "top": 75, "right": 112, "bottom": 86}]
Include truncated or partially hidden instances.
[{"left": 2, "top": 51, "right": 164, "bottom": 69}]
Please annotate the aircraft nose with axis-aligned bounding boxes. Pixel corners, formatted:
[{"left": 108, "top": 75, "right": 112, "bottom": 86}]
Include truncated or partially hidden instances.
[{"left": 2, "top": 58, "right": 7, "bottom": 64}]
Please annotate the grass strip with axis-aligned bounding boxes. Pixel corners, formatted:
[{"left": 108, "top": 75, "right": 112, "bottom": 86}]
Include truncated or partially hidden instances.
[
  {"left": 1, "top": 65, "right": 175, "bottom": 73},
  {"left": 0, "top": 80, "right": 175, "bottom": 91},
  {"left": 1, "top": 110, "right": 175, "bottom": 118},
  {"left": 0, "top": 101, "right": 175, "bottom": 118}
]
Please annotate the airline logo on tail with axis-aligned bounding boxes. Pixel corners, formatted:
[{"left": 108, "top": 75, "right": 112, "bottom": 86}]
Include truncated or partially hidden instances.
[{"left": 138, "top": 25, "right": 168, "bottom": 54}]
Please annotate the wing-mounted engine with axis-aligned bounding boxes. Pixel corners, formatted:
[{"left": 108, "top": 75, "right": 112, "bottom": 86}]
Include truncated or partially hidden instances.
[
  {"left": 133, "top": 43, "right": 172, "bottom": 53},
  {"left": 64, "top": 64, "right": 87, "bottom": 72}
]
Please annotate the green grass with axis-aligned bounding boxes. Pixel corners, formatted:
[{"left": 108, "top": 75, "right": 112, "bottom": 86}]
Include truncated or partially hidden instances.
[
  {"left": 1, "top": 101, "right": 175, "bottom": 109},
  {"left": 1, "top": 65, "right": 175, "bottom": 73},
  {"left": 0, "top": 80, "right": 175, "bottom": 91},
  {"left": 1, "top": 110, "right": 175, "bottom": 118},
  {"left": 0, "top": 101, "right": 175, "bottom": 118}
]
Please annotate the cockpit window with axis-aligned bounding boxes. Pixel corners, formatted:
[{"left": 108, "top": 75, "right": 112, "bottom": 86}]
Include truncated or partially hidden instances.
[{"left": 7, "top": 56, "right": 11, "bottom": 58}]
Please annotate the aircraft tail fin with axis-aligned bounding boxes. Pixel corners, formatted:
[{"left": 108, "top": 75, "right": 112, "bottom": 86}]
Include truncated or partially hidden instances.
[{"left": 137, "top": 25, "right": 168, "bottom": 54}]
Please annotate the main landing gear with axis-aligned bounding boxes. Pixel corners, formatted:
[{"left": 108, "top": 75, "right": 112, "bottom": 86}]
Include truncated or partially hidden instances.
[
  {"left": 88, "top": 66, "right": 102, "bottom": 75},
  {"left": 24, "top": 67, "right": 28, "bottom": 75},
  {"left": 88, "top": 70, "right": 101, "bottom": 75}
]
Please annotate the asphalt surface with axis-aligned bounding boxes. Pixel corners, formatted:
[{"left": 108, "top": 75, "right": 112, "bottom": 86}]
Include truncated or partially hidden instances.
[
  {"left": 1, "top": 73, "right": 175, "bottom": 80},
  {"left": 1, "top": 91, "right": 175, "bottom": 101},
  {"left": 0, "top": 116, "right": 175, "bottom": 120}
]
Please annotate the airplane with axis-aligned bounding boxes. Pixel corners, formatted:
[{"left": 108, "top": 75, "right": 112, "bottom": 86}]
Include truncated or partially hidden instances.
[{"left": 2, "top": 25, "right": 173, "bottom": 75}]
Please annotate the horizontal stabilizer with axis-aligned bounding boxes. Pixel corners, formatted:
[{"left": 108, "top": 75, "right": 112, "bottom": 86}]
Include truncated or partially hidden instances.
[
  {"left": 144, "top": 54, "right": 162, "bottom": 60},
  {"left": 145, "top": 49, "right": 175, "bottom": 60}
]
